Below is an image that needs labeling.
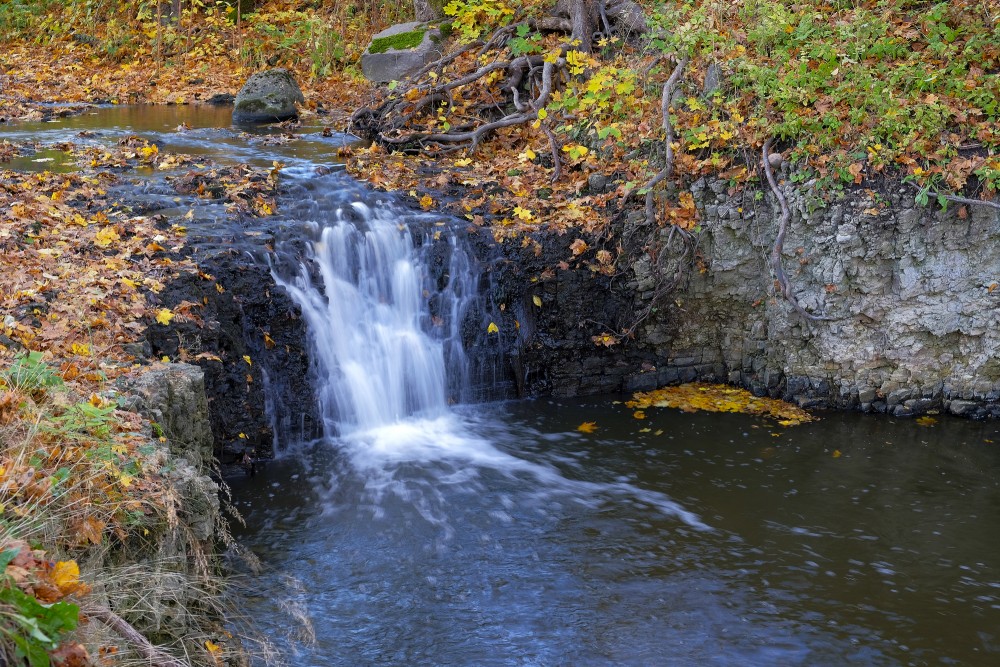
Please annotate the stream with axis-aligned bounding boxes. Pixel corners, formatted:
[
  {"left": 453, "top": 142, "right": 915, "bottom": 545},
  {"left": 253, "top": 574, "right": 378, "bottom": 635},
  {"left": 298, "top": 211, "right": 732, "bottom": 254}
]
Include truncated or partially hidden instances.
[{"left": 4, "top": 106, "right": 1000, "bottom": 666}]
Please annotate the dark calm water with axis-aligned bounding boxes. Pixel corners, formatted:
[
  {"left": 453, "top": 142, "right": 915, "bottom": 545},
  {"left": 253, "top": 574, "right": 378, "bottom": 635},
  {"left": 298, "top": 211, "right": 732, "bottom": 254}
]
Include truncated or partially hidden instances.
[{"left": 228, "top": 401, "right": 1000, "bottom": 667}]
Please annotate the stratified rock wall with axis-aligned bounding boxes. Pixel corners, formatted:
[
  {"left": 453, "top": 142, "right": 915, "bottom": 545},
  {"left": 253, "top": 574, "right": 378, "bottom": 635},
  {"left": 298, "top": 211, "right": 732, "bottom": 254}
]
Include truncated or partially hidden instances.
[{"left": 631, "top": 175, "right": 1000, "bottom": 417}]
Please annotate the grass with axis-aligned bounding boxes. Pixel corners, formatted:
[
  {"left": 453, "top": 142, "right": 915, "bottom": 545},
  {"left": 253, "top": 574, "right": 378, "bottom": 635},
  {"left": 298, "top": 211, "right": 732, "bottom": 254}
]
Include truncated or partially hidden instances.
[{"left": 0, "top": 353, "right": 249, "bottom": 665}]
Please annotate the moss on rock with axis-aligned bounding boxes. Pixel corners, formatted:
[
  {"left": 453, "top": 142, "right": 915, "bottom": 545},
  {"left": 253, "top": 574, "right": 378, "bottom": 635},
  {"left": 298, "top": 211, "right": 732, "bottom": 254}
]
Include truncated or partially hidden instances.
[{"left": 368, "top": 29, "right": 427, "bottom": 54}]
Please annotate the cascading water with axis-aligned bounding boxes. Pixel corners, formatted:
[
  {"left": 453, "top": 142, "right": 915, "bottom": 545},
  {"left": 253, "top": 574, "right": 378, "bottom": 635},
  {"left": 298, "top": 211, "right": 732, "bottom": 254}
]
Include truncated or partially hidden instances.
[
  {"left": 268, "top": 173, "right": 707, "bottom": 530},
  {"left": 272, "top": 197, "right": 474, "bottom": 434}
]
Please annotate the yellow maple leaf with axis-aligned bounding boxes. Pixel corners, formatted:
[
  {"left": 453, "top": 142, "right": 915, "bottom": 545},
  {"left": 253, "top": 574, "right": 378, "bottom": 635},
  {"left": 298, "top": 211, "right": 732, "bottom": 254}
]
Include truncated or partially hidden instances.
[
  {"left": 51, "top": 560, "right": 84, "bottom": 595},
  {"left": 577, "top": 421, "right": 598, "bottom": 433},
  {"left": 513, "top": 206, "right": 533, "bottom": 221},
  {"left": 454, "top": 158, "right": 473, "bottom": 167},
  {"left": 915, "top": 416, "right": 937, "bottom": 426},
  {"left": 487, "top": 322, "right": 499, "bottom": 334},
  {"left": 205, "top": 640, "right": 222, "bottom": 654},
  {"left": 155, "top": 308, "right": 175, "bottom": 325},
  {"left": 420, "top": 194, "right": 434, "bottom": 209},
  {"left": 242, "top": 355, "right": 252, "bottom": 366},
  {"left": 94, "top": 226, "right": 120, "bottom": 247}
]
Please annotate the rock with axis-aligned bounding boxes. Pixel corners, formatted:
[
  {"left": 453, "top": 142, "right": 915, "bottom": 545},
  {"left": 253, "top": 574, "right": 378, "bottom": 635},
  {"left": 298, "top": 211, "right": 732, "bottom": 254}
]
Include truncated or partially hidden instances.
[
  {"left": 767, "top": 152, "right": 784, "bottom": 168},
  {"left": 588, "top": 173, "right": 609, "bottom": 193},
  {"left": 948, "top": 399, "right": 978, "bottom": 416},
  {"left": 607, "top": 0, "right": 648, "bottom": 35},
  {"left": 232, "top": 68, "right": 304, "bottom": 124},
  {"left": 71, "top": 33, "right": 100, "bottom": 47},
  {"left": 704, "top": 62, "right": 723, "bottom": 97},
  {"left": 361, "top": 22, "right": 444, "bottom": 83},
  {"left": 205, "top": 92, "right": 235, "bottom": 106},
  {"left": 117, "top": 363, "right": 214, "bottom": 469}
]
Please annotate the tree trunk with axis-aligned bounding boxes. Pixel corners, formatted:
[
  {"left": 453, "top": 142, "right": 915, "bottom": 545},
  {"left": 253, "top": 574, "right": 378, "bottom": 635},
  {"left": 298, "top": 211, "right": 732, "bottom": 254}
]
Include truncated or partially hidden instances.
[{"left": 560, "top": 0, "right": 600, "bottom": 52}]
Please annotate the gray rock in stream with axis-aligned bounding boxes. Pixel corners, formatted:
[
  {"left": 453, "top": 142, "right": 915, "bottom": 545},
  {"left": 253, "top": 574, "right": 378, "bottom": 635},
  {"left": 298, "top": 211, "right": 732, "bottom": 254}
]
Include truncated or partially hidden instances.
[{"left": 232, "top": 68, "right": 304, "bottom": 124}]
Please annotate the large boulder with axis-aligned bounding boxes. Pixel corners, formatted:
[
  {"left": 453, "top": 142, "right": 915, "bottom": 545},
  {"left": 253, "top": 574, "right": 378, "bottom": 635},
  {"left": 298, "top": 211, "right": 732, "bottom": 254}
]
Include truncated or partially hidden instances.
[
  {"left": 232, "top": 68, "right": 304, "bottom": 124},
  {"left": 361, "top": 22, "right": 444, "bottom": 83},
  {"left": 607, "top": 0, "right": 648, "bottom": 36},
  {"left": 117, "top": 362, "right": 214, "bottom": 468}
]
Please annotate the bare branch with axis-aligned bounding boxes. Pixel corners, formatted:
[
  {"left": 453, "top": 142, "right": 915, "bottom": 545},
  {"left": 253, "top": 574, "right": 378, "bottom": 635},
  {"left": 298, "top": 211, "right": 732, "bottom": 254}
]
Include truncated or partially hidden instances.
[
  {"left": 905, "top": 180, "right": 1000, "bottom": 211},
  {"left": 542, "top": 121, "right": 562, "bottom": 183},
  {"left": 84, "top": 605, "right": 187, "bottom": 667}
]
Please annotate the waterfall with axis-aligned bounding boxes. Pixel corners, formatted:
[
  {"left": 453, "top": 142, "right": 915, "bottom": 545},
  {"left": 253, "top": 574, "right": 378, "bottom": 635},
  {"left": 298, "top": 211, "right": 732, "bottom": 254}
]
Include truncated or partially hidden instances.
[
  {"left": 267, "top": 174, "right": 706, "bottom": 532},
  {"left": 271, "top": 187, "right": 477, "bottom": 436}
]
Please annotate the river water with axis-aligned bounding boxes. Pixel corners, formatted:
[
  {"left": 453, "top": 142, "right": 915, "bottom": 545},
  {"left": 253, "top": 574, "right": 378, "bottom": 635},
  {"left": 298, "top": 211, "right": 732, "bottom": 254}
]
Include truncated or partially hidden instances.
[{"left": 4, "top": 106, "right": 1000, "bottom": 666}]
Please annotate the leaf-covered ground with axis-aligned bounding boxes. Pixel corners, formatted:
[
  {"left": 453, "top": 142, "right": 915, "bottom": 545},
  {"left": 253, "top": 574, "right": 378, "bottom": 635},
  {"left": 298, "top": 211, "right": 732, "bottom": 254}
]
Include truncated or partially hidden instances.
[{"left": 0, "top": 136, "right": 277, "bottom": 663}]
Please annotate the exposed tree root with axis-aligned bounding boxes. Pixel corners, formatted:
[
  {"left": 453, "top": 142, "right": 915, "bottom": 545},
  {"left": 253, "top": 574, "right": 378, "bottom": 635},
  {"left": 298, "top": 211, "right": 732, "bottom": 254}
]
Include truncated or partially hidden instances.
[
  {"left": 642, "top": 57, "right": 688, "bottom": 228},
  {"left": 351, "top": 52, "right": 565, "bottom": 153},
  {"left": 761, "top": 138, "right": 835, "bottom": 322}
]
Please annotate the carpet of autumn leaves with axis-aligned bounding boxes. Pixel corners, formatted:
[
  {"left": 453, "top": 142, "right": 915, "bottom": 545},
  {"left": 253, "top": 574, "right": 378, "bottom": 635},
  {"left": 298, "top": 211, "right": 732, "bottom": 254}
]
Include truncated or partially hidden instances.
[{"left": 0, "top": 132, "right": 280, "bottom": 662}]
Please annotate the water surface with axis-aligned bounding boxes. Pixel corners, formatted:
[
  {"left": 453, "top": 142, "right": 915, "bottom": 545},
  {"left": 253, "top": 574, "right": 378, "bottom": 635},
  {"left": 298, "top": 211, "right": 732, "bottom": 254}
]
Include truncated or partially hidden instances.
[{"left": 229, "top": 402, "right": 1000, "bottom": 666}]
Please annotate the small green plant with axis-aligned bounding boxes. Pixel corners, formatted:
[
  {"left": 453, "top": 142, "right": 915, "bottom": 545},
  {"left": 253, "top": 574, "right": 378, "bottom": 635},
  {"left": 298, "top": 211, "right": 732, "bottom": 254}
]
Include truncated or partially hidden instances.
[
  {"left": 0, "top": 549, "right": 80, "bottom": 667},
  {"left": 0, "top": 352, "right": 62, "bottom": 396}
]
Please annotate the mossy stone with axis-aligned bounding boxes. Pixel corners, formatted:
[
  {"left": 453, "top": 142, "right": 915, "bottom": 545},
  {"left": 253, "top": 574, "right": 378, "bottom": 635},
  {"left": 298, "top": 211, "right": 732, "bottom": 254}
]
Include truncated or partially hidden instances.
[{"left": 369, "top": 29, "right": 427, "bottom": 55}]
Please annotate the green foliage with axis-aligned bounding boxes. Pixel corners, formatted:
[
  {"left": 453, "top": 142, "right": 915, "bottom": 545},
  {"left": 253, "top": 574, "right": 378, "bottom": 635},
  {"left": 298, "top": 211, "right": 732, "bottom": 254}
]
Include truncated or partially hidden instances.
[
  {"left": 640, "top": 0, "right": 999, "bottom": 196},
  {"left": 443, "top": 0, "right": 514, "bottom": 42},
  {"left": 0, "top": 555, "right": 79, "bottom": 667},
  {"left": 509, "top": 23, "right": 543, "bottom": 55},
  {"left": 0, "top": 352, "right": 63, "bottom": 396}
]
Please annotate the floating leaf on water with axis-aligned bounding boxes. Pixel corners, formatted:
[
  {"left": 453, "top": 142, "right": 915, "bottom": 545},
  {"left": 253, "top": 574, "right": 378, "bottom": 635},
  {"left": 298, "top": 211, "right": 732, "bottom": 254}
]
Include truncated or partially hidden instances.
[
  {"left": 627, "top": 382, "right": 815, "bottom": 426},
  {"left": 487, "top": 322, "right": 499, "bottom": 334},
  {"left": 576, "top": 421, "right": 598, "bottom": 433},
  {"left": 915, "top": 415, "right": 937, "bottom": 426}
]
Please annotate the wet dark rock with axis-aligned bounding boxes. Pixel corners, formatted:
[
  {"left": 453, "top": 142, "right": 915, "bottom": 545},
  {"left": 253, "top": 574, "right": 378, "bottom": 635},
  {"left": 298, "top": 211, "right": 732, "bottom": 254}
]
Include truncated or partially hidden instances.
[
  {"left": 232, "top": 69, "right": 304, "bottom": 124},
  {"left": 205, "top": 93, "right": 235, "bottom": 106},
  {"left": 146, "top": 246, "right": 315, "bottom": 459}
]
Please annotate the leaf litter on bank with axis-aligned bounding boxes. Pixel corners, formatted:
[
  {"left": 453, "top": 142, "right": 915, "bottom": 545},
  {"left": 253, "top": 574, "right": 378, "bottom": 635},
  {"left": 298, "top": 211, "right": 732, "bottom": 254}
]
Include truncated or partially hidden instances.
[{"left": 627, "top": 383, "right": 815, "bottom": 427}]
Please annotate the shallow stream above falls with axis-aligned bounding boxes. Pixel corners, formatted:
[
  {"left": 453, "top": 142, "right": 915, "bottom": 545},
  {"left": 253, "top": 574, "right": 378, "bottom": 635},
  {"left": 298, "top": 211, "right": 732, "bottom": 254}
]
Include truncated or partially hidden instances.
[{"left": 4, "top": 105, "right": 1000, "bottom": 666}]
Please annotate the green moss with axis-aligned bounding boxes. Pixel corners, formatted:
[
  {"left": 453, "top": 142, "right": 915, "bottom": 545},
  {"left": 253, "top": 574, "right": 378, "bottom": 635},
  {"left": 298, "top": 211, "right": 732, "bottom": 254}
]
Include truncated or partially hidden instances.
[{"left": 369, "top": 29, "right": 426, "bottom": 54}]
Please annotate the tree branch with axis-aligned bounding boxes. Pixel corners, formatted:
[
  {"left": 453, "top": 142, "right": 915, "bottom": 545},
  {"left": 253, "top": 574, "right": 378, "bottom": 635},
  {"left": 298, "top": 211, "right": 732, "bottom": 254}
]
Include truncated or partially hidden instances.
[
  {"left": 84, "top": 605, "right": 187, "bottom": 667},
  {"left": 905, "top": 180, "right": 1000, "bottom": 211}
]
